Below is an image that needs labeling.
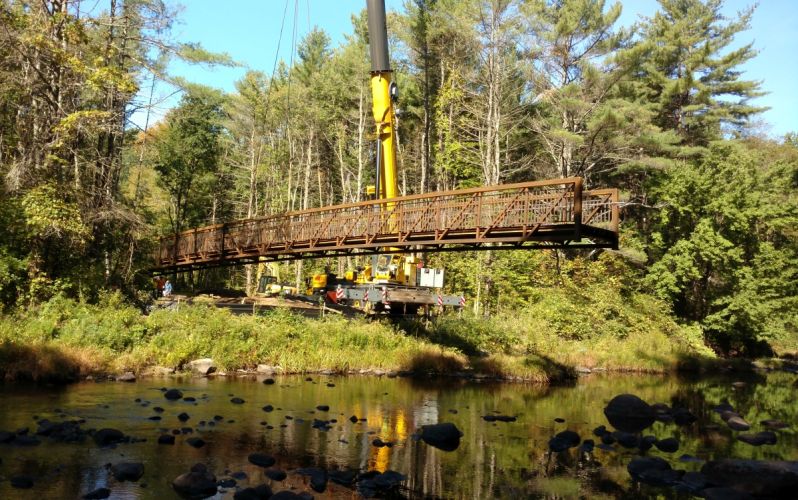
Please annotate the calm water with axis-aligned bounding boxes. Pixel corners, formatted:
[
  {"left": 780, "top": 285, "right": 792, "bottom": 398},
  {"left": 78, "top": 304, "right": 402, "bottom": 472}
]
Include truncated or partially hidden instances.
[{"left": 0, "top": 371, "right": 796, "bottom": 499}]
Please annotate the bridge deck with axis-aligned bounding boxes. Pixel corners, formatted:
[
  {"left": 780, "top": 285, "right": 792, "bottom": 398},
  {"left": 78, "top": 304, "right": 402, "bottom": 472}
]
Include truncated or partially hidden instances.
[{"left": 154, "top": 177, "right": 618, "bottom": 272}]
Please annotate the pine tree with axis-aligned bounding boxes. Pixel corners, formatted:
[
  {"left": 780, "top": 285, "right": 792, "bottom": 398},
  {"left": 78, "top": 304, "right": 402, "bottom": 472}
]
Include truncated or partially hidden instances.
[{"left": 639, "top": 0, "right": 766, "bottom": 148}]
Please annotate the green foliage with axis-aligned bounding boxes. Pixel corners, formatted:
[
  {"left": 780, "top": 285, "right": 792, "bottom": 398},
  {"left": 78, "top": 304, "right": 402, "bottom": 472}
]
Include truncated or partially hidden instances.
[
  {"left": 155, "top": 88, "right": 226, "bottom": 231},
  {"left": 646, "top": 140, "right": 798, "bottom": 353},
  {"left": 21, "top": 184, "right": 90, "bottom": 245}
]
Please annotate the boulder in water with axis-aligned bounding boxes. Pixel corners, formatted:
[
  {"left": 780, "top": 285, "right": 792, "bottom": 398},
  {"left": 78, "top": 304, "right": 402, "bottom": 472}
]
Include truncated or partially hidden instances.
[
  {"left": 297, "top": 467, "right": 328, "bottom": 492},
  {"left": 737, "top": 431, "right": 777, "bottom": 446},
  {"left": 185, "top": 437, "right": 205, "bottom": 448},
  {"left": 93, "top": 428, "right": 125, "bottom": 447},
  {"left": 82, "top": 487, "right": 111, "bottom": 499},
  {"left": 111, "top": 462, "right": 144, "bottom": 482},
  {"left": 420, "top": 422, "right": 463, "bottom": 452},
  {"left": 604, "top": 394, "right": 655, "bottom": 433},
  {"left": 726, "top": 416, "right": 751, "bottom": 431},
  {"left": 248, "top": 453, "right": 276, "bottom": 467},
  {"left": 188, "top": 358, "right": 216, "bottom": 376},
  {"left": 172, "top": 463, "right": 218, "bottom": 499},
  {"left": 655, "top": 437, "right": 680, "bottom": 453},
  {"left": 234, "top": 485, "right": 274, "bottom": 499},
  {"left": 10, "top": 475, "right": 34, "bottom": 489},
  {"left": 548, "top": 430, "right": 580, "bottom": 452},
  {"left": 164, "top": 389, "right": 183, "bottom": 400},
  {"left": 265, "top": 468, "right": 287, "bottom": 481},
  {"left": 701, "top": 459, "right": 798, "bottom": 498}
]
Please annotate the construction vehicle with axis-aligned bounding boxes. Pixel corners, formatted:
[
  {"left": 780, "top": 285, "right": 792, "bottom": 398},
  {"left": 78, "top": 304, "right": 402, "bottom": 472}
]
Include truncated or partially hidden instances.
[
  {"left": 306, "top": 0, "right": 463, "bottom": 315},
  {"left": 255, "top": 262, "right": 298, "bottom": 297}
]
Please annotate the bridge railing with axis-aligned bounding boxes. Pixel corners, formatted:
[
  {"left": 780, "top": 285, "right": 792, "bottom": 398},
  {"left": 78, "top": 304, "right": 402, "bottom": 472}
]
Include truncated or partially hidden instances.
[{"left": 156, "top": 177, "right": 618, "bottom": 269}]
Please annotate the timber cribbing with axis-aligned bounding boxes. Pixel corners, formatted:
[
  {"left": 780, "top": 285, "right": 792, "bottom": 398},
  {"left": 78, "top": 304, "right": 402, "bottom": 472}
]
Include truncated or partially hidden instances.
[{"left": 154, "top": 177, "right": 619, "bottom": 272}]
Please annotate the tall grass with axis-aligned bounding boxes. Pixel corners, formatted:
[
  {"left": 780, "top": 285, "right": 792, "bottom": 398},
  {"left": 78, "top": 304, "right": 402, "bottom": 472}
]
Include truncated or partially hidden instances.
[{"left": 0, "top": 290, "right": 715, "bottom": 383}]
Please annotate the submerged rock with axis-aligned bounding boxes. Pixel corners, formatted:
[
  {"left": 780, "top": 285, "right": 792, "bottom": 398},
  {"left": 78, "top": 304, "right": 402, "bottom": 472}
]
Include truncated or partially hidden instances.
[
  {"left": 701, "top": 459, "right": 798, "bottom": 497},
  {"left": 673, "top": 408, "right": 697, "bottom": 426},
  {"left": 420, "top": 422, "right": 463, "bottom": 452},
  {"left": 726, "top": 416, "right": 751, "bottom": 431},
  {"left": 93, "top": 428, "right": 125, "bottom": 447},
  {"left": 185, "top": 437, "right": 205, "bottom": 448},
  {"left": 356, "top": 470, "right": 406, "bottom": 497},
  {"left": 10, "top": 475, "right": 34, "bottom": 489},
  {"left": 230, "top": 397, "right": 245, "bottom": 404},
  {"left": 628, "top": 456, "right": 682, "bottom": 487},
  {"left": 111, "top": 462, "right": 144, "bottom": 482},
  {"left": 248, "top": 453, "right": 276, "bottom": 467},
  {"left": 82, "top": 487, "right": 111, "bottom": 499},
  {"left": 234, "top": 485, "right": 274, "bottom": 499},
  {"left": 172, "top": 463, "right": 218, "bottom": 499},
  {"left": 297, "top": 467, "right": 328, "bottom": 492},
  {"left": 164, "top": 389, "right": 183, "bottom": 400},
  {"left": 548, "top": 430, "right": 580, "bottom": 452},
  {"left": 268, "top": 491, "right": 303, "bottom": 500},
  {"left": 158, "top": 434, "right": 175, "bottom": 445},
  {"left": 655, "top": 437, "right": 680, "bottom": 453},
  {"left": 265, "top": 468, "right": 287, "bottom": 481},
  {"left": 604, "top": 394, "right": 655, "bottom": 433},
  {"left": 761, "top": 419, "right": 789, "bottom": 430},
  {"left": 737, "top": 431, "right": 777, "bottom": 446}
]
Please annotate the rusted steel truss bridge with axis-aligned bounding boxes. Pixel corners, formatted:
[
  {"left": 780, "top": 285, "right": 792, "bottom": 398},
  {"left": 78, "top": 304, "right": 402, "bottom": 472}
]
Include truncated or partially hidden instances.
[{"left": 153, "top": 177, "right": 618, "bottom": 272}]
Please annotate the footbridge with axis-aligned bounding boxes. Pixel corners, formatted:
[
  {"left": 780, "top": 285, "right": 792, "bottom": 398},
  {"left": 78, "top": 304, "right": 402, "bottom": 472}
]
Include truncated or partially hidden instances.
[{"left": 153, "top": 177, "right": 618, "bottom": 272}]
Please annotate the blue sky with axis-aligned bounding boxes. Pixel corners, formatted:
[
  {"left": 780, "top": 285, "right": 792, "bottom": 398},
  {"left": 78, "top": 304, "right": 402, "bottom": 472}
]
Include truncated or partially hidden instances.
[{"left": 134, "top": 0, "right": 797, "bottom": 137}]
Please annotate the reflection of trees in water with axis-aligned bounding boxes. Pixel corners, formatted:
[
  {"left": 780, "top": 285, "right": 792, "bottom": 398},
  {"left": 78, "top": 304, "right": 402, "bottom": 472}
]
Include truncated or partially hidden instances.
[{"left": 2, "top": 372, "right": 797, "bottom": 498}]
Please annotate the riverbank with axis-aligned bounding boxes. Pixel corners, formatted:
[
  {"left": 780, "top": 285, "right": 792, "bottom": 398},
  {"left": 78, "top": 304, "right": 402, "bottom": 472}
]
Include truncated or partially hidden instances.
[{"left": 0, "top": 291, "right": 733, "bottom": 384}]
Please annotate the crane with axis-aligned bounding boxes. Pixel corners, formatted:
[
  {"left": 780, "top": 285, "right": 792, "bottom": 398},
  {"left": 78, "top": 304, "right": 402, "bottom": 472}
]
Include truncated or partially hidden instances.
[{"left": 306, "top": 0, "right": 460, "bottom": 315}]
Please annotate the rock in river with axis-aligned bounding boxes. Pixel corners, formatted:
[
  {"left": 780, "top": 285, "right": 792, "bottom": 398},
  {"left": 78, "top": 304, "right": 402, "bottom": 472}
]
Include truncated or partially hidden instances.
[
  {"left": 164, "top": 389, "right": 184, "bottom": 400},
  {"left": 548, "top": 430, "right": 581, "bottom": 452},
  {"left": 701, "top": 459, "right": 798, "bottom": 498},
  {"left": 186, "top": 437, "right": 205, "bottom": 448},
  {"left": 628, "top": 456, "right": 683, "bottom": 487},
  {"left": 297, "top": 466, "right": 328, "bottom": 492},
  {"left": 93, "top": 428, "right": 125, "bottom": 447},
  {"left": 726, "top": 415, "right": 751, "bottom": 431},
  {"left": 420, "top": 422, "right": 463, "bottom": 452},
  {"left": 265, "top": 468, "right": 287, "bottom": 481},
  {"left": 654, "top": 437, "right": 680, "bottom": 453},
  {"left": 188, "top": 358, "right": 216, "bottom": 376},
  {"left": 158, "top": 434, "right": 176, "bottom": 445},
  {"left": 604, "top": 394, "right": 655, "bottom": 433},
  {"left": 234, "top": 485, "right": 273, "bottom": 500},
  {"left": 10, "top": 475, "right": 34, "bottom": 489},
  {"left": 248, "top": 453, "right": 276, "bottom": 467},
  {"left": 82, "top": 487, "right": 111, "bottom": 499},
  {"left": 172, "top": 463, "right": 218, "bottom": 499},
  {"left": 111, "top": 461, "right": 144, "bottom": 481},
  {"left": 230, "top": 397, "right": 245, "bottom": 404},
  {"left": 737, "top": 431, "right": 777, "bottom": 446}
]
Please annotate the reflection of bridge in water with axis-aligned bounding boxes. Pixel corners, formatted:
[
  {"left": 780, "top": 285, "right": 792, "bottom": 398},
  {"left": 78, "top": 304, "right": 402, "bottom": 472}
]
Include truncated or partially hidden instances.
[{"left": 154, "top": 177, "right": 618, "bottom": 272}]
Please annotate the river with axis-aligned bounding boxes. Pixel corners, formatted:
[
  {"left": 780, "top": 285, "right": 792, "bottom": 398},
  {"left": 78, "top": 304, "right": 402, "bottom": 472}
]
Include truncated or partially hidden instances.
[{"left": 0, "top": 371, "right": 796, "bottom": 499}]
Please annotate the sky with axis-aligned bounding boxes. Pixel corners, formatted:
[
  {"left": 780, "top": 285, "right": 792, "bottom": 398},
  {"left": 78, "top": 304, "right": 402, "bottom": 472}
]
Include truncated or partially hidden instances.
[{"left": 132, "top": 0, "right": 798, "bottom": 137}]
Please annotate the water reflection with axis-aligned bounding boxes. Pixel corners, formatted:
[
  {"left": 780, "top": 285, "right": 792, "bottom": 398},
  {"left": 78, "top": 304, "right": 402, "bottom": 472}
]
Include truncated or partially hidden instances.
[{"left": 0, "top": 371, "right": 795, "bottom": 499}]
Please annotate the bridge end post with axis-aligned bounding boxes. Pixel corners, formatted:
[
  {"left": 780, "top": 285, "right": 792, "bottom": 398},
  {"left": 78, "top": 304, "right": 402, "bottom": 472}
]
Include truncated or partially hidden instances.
[{"left": 573, "top": 177, "right": 583, "bottom": 240}]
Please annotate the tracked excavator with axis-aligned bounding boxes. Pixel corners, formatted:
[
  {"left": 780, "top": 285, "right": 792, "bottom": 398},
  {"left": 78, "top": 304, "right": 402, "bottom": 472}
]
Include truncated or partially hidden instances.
[{"left": 307, "top": 0, "right": 462, "bottom": 315}]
